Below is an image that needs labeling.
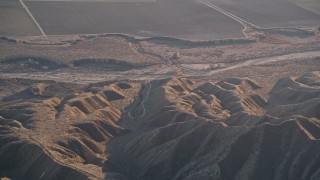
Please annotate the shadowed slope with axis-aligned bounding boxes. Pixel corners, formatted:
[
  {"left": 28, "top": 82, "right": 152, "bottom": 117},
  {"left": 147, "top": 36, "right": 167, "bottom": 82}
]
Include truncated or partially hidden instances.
[{"left": 0, "top": 72, "right": 320, "bottom": 180}]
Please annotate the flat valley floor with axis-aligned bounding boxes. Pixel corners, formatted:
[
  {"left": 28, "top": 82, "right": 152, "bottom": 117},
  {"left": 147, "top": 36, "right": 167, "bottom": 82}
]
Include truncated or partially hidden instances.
[{"left": 1, "top": 0, "right": 320, "bottom": 39}]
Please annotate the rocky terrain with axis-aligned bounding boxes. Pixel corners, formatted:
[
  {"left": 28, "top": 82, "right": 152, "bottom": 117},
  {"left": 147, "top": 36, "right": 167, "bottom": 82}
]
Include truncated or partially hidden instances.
[
  {"left": 0, "top": 26, "right": 320, "bottom": 180},
  {"left": 0, "top": 70, "right": 320, "bottom": 179}
]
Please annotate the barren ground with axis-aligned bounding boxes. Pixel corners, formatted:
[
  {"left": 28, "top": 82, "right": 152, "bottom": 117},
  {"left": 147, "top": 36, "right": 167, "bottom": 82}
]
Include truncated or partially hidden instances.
[{"left": 0, "top": 10, "right": 320, "bottom": 180}]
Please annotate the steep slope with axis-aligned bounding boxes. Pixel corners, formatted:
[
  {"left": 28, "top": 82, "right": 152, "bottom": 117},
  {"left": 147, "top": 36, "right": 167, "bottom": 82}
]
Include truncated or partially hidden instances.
[
  {"left": 0, "top": 72, "right": 320, "bottom": 180},
  {"left": 0, "top": 80, "right": 140, "bottom": 179},
  {"left": 108, "top": 72, "right": 320, "bottom": 180}
]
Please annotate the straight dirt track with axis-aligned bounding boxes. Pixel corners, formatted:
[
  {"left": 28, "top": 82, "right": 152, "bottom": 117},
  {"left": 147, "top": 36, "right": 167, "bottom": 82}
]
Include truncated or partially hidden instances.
[
  {"left": 1, "top": 0, "right": 319, "bottom": 38},
  {"left": 24, "top": 0, "right": 244, "bottom": 40},
  {"left": 208, "top": 0, "right": 320, "bottom": 28},
  {"left": 0, "top": 0, "right": 41, "bottom": 36}
]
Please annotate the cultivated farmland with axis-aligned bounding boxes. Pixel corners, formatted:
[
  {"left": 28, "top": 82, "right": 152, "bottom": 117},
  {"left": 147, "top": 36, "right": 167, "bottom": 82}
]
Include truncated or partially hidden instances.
[
  {"left": 1, "top": 0, "right": 320, "bottom": 179},
  {"left": 0, "top": 0, "right": 41, "bottom": 36},
  {"left": 289, "top": 0, "right": 320, "bottom": 15},
  {"left": 209, "top": 0, "right": 320, "bottom": 28},
  {"left": 1, "top": 0, "right": 320, "bottom": 38},
  {"left": 24, "top": 0, "right": 245, "bottom": 40}
]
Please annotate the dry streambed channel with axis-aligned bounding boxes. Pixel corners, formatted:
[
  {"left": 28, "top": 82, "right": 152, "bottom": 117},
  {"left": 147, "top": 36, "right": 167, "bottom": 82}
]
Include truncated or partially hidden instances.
[{"left": 1, "top": 50, "right": 319, "bottom": 83}]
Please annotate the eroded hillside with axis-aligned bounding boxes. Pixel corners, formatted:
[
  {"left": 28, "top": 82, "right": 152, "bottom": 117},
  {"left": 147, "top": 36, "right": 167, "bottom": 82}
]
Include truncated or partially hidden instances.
[{"left": 0, "top": 72, "right": 319, "bottom": 180}]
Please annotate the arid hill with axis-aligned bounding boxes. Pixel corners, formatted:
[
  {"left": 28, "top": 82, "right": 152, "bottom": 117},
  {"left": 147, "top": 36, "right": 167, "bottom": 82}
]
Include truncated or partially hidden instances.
[{"left": 0, "top": 71, "right": 319, "bottom": 180}]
